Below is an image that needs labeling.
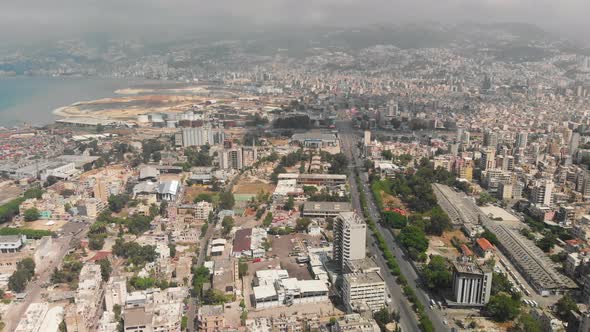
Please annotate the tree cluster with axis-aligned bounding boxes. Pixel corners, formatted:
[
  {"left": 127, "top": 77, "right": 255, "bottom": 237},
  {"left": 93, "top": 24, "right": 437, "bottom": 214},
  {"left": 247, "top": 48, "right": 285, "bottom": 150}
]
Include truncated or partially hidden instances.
[
  {"left": 8, "top": 258, "right": 36, "bottom": 293},
  {"left": 112, "top": 239, "right": 157, "bottom": 267}
]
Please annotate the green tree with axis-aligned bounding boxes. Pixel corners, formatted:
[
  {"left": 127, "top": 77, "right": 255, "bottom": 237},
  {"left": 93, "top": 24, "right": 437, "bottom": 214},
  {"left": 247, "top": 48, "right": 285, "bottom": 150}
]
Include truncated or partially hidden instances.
[
  {"left": 202, "top": 289, "right": 231, "bottom": 305},
  {"left": 88, "top": 235, "right": 105, "bottom": 250},
  {"left": 284, "top": 196, "right": 295, "bottom": 210},
  {"left": 477, "top": 191, "right": 496, "bottom": 206},
  {"left": 23, "top": 208, "right": 40, "bottom": 221},
  {"left": 194, "top": 193, "right": 213, "bottom": 203},
  {"left": 555, "top": 294, "right": 579, "bottom": 321},
  {"left": 263, "top": 212, "right": 273, "bottom": 227},
  {"left": 537, "top": 234, "right": 556, "bottom": 253},
  {"left": 222, "top": 216, "right": 234, "bottom": 236},
  {"left": 238, "top": 260, "right": 248, "bottom": 278},
  {"left": 422, "top": 256, "right": 452, "bottom": 290},
  {"left": 98, "top": 259, "right": 112, "bottom": 282},
  {"left": 398, "top": 225, "right": 429, "bottom": 259},
  {"left": 295, "top": 217, "right": 312, "bottom": 232},
  {"left": 491, "top": 272, "right": 513, "bottom": 296},
  {"left": 373, "top": 307, "right": 392, "bottom": 327},
  {"left": 512, "top": 313, "right": 542, "bottom": 332},
  {"left": 219, "top": 191, "right": 235, "bottom": 210},
  {"left": 108, "top": 194, "right": 129, "bottom": 213},
  {"left": 486, "top": 293, "right": 521, "bottom": 322}
]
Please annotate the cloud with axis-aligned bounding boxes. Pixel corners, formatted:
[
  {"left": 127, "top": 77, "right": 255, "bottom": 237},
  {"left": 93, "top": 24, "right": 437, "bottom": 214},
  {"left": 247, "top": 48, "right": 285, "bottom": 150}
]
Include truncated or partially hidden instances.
[{"left": 0, "top": 0, "right": 588, "bottom": 44}]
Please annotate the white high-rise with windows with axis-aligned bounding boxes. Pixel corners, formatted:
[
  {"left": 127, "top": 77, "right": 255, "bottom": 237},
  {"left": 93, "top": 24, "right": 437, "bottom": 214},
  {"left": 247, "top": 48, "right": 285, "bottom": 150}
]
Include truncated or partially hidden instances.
[{"left": 333, "top": 212, "right": 366, "bottom": 271}]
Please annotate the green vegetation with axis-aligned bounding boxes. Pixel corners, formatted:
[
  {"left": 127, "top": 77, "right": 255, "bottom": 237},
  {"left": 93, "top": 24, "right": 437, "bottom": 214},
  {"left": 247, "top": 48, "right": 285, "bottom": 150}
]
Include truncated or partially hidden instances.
[
  {"left": 96, "top": 211, "right": 153, "bottom": 236},
  {"left": 268, "top": 226, "right": 294, "bottom": 235},
  {"left": 491, "top": 272, "right": 513, "bottom": 296},
  {"left": 129, "top": 276, "right": 177, "bottom": 290},
  {"left": 355, "top": 172, "right": 433, "bottom": 331},
  {"left": 194, "top": 193, "right": 213, "bottom": 203},
  {"left": 513, "top": 312, "right": 542, "bottom": 332},
  {"left": 141, "top": 139, "right": 164, "bottom": 163},
  {"left": 262, "top": 212, "right": 273, "bottom": 227},
  {"left": 184, "top": 145, "right": 213, "bottom": 167},
  {"left": 481, "top": 229, "right": 499, "bottom": 246},
  {"left": 238, "top": 260, "right": 248, "bottom": 278},
  {"left": 221, "top": 216, "right": 234, "bottom": 236},
  {"left": 273, "top": 115, "right": 311, "bottom": 129},
  {"left": 295, "top": 217, "right": 312, "bottom": 232},
  {"left": 8, "top": 258, "right": 35, "bottom": 293},
  {"left": 218, "top": 191, "right": 235, "bottom": 210},
  {"left": 107, "top": 194, "right": 130, "bottom": 213},
  {"left": 112, "top": 239, "right": 157, "bottom": 267},
  {"left": 0, "top": 228, "right": 53, "bottom": 239},
  {"left": 23, "top": 188, "right": 44, "bottom": 199},
  {"left": 51, "top": 254, "right": 83, "bottom": 288},
  {"left": 555, "top": 294, "right": 579, "bottom": 322},
  {"left": 98, "top": 259, "right": 112, "bottom": 282},
  {"left": 284, "top": 196, "right": 295, "bottom": 210},
  {"left": 0, "top": 197, "right": 25, "bottom": 224},
  {"left": 485, "top": 293, "right": 521, "bottom": 322},
  {"left": 422, "top": 256, "right": 452, "bottom": 291},
  {"left": 203, "top": 289, "right": 232, "bottom": 305},
  {"left": 192, "top": 265, "right": 210, "bottom": 297},
  {"left": 398, "top": 225, "right": 429, "bottom": 261},
  {"left": 476, "top": 191, "right": 497, "bottom": 206},
  {"left": 23, "top": 208, "right": 40, "bottom": 221}
]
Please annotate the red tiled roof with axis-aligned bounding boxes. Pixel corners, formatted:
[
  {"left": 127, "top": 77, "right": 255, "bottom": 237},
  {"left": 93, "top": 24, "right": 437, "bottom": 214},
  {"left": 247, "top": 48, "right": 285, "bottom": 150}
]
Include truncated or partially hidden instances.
[
  {"left": 89, "top": 251, "right": 111, "bottom": 262},
  {"left": 476, "top": 238, "right": 494, "bottom": 252},
  {"left": 460, "top": 244, "right": 474, "bottom": 257}
]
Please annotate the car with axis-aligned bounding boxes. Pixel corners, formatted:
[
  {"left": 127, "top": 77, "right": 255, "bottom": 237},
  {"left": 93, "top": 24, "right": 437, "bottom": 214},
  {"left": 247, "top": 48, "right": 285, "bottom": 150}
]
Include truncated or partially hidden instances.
[{"left": 443, "top": 320, "right": 448, "bottom": 326}]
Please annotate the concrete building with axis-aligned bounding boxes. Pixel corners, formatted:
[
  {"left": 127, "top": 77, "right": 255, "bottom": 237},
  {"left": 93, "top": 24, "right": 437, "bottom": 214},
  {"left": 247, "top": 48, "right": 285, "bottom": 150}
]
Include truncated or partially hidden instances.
[
  {"left": 290, "top": 131, "right": 338, "bottom": 148},
  {"left": 252, "top": 269, "right": 329, "bottom": 308},
  {"left": 69, "top": 263, "right": 104, "bottom": 332},
  {"left": 196, "top": 305, "right": 225, "bottom": 332},
  {"left": 480, "top": 147, "right": 496, "bottom": 170},
  {"left": 333, "top": 212, "right": 366, "bottom": 271},
  {"left": 342, "top": 272, "right": 387, "bottom": 312},
  {"left": 179, "top": 127, "right": 225, "bottom": 147},
  {"left": 15, "top": 303, "right": 64, "bottom": 332},
  {"left": 530, "top": 179, "right": 555, "bottom": 207},
  {"left": 451, "top": 258, "right": 492, "bottom": 307},
  {"left": 302, "top": 201, "right": 352, "bottom": 218},
  {"left": 195, "top": 201, "right": 212, "bottom": 220},
  {"left": 333, "top": 314, "right": 380, "bottom": 332},
  {"left": 277, "top": 173, "right": 347, "bottom": 186},
  {"left": 219, "top": 147, "right": 243, "bottom": 170}
]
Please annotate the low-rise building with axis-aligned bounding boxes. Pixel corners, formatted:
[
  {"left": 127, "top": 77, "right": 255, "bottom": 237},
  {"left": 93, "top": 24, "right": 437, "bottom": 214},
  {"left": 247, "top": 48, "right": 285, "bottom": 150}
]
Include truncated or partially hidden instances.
[
  {"left": 333, "top": 313, "right": 380, "bottom": 332},
  {"left": 302, "top": 201, "right": 352, "bottom": 218},
  {"left": 342, "top": 272, "right": 386, "bottom": 313},
  {"left": 196, "top": 305, "right": 225, "bottom": 332}
]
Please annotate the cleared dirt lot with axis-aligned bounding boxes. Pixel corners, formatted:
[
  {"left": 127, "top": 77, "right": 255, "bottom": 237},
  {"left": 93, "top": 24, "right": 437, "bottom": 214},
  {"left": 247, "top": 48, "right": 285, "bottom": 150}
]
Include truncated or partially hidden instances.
[{"left": 232, "top": 179, "right": 274, "bottom": 195}]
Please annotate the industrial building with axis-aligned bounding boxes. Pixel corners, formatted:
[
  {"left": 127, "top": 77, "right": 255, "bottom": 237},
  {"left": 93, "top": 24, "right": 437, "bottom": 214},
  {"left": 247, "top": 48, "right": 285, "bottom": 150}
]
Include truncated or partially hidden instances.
[{"left": 277, "top": 173, "right": 347, "bottom": 186}]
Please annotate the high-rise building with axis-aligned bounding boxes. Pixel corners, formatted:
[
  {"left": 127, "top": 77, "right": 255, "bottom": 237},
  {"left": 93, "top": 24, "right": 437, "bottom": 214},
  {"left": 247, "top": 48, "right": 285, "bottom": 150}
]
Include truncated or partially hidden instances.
[
  {"left": 480, "top": 147, "right": 496, "bottom": 170},
  {"left": 333, "top": 212, "right": 366, "bottom": 271},
  {"left": 530, "top": 179, "right": 555, "bottom": 207},
  {"left": 516, "top": 131, "right": 528, "bottom": 149},
  {"left": 220, "top": 148, "right": 243, "bottom": 170},
  {"left": 483, "top": 130, "right": 498, "bottom": 148},
  {"left": 452, "top": 258, "right": 493, "bottom": 307},
  {"left": 570, "top": 132, "right": 581, "bottom": 154}
]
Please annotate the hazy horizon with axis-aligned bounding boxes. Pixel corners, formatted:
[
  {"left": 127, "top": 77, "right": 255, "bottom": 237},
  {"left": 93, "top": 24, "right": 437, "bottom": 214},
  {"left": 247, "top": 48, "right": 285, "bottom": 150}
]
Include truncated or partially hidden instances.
[{"left": 1, "top": 0, "right": 589, "bottom": 47}]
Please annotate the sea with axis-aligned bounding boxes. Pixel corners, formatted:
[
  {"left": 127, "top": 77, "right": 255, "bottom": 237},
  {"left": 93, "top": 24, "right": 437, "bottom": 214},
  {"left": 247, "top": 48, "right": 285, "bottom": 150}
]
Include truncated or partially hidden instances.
[{"left": 0, "top": 76, "right": 141, "bottom": 127}]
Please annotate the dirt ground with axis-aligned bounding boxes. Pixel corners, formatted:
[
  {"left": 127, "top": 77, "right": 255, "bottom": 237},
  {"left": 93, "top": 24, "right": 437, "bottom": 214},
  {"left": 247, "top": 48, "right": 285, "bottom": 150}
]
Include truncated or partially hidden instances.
[
  {"left": 232, "top": 179, "right": 274, "bottom": 196},
  {"left": 0, "top": 182, "right": 23, "bottom": 204},
  {"left": 183, "top": 186, "right": 217, "bottom": 204},
  {"left": 378, "top": 190, "right": 405, "bottom": 209},
  {"left": 25, "top": 219, "right": 68, "bottom": 232},
  {"left": 426, "top": 230, "right": 465, "bottom": 260}
]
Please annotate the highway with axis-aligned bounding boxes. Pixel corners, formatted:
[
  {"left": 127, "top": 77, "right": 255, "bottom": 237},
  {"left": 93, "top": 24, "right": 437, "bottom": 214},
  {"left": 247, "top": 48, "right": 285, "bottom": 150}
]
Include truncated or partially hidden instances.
[{"left": 337, "top": 120, "right": 450, "bottom": 332}]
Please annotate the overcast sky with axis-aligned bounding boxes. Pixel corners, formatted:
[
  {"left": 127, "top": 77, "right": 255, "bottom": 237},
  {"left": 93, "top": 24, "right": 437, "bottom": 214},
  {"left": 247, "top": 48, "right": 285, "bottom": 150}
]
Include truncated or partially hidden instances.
[{"left": 1, "top": 0, "right": 589, "bottom": 45}]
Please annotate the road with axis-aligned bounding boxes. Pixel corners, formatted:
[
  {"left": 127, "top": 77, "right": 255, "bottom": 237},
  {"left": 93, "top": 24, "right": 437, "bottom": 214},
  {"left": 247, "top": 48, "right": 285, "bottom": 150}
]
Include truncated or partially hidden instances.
[
  {"left": 4, "top": 221, "right": 89, "bottom": 332},
  {"left": 337, "top": 120, "right": 450, "bottom": 332}
]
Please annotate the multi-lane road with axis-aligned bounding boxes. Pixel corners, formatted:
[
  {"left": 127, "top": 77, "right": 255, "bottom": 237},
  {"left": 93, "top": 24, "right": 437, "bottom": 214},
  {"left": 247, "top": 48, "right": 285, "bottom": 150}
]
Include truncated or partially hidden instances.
[{"left": 337, "top": 120, "right": 450, "bottom": 332}]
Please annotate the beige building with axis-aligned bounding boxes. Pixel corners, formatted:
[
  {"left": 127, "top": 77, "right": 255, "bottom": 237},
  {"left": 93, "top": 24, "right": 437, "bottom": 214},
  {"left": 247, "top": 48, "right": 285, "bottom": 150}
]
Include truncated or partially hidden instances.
[
  {"left": 196, "top": 305, "right": 225, "bottom": 332},
  {"left": 334, "top": 212, "right": 366, "bottom": 271},
  {"left": 342, "top": 272, "right": 387, "bottom": 313}
]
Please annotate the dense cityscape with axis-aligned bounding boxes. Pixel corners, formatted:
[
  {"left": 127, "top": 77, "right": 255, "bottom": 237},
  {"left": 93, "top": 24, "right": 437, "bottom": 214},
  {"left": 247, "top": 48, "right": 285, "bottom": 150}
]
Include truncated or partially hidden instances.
[{"left": 1, "top": 15, "right": 590, "bottom": 332}]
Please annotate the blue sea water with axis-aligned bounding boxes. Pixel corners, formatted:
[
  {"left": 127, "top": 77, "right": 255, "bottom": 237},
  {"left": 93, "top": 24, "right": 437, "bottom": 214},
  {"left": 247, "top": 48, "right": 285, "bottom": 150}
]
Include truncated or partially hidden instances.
[{"left": 0, "top": 76, "right": 136, "bottom": 127}]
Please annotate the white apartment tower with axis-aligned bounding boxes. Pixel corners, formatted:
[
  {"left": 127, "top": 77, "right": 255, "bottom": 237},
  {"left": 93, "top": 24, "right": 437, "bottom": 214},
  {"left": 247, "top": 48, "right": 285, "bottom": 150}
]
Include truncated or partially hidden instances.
[{"left": 333, "top": 212, "right": 366, "bottom": 271}]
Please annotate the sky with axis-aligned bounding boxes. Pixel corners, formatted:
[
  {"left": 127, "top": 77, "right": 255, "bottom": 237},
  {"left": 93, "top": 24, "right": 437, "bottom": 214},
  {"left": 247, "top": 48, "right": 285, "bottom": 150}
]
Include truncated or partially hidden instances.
[{"left": 1, "top": 0, "right": 589, "bottom": 45}]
